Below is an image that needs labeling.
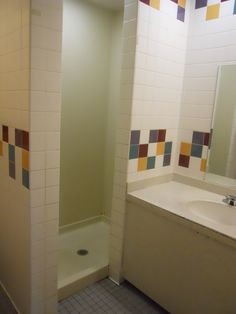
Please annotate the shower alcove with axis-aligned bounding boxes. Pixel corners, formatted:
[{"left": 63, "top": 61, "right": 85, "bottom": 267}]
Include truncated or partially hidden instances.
[{"left": 59, "top": 0, "right": 124, "bottom": 299}]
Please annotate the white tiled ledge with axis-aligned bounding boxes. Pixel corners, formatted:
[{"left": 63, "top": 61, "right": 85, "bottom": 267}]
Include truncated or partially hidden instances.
[
  {"left": 127, "top": 173, "right": 236, "bottom": 195},
  {"left": 127, "top": 180, "right": 236, "bottom": 249}
]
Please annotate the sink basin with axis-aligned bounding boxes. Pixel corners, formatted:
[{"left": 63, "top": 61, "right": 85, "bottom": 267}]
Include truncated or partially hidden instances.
[{"left": 186, "top": 200, "right": 236, "bottom": 226}]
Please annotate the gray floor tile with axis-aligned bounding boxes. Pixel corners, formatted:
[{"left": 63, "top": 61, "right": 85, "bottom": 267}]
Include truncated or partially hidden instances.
[
  {"left": 58, "top": 278, "right": 169, "bottom": 313},
  {"left": 0, "top": 287, "right": 17, "bottom": 314}
]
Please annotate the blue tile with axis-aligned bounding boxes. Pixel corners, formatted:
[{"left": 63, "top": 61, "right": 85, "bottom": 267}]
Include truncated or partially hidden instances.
[
  {"left": 191, "top": 144, "right": 203, "bottom": 158},
  {"left": 164, "top": 142, "right": 172, "bottom": 155},
  {"left": 130, "top": 130, "right": 140, "bottom": 145},
  {"left": 149, "top": 130, "right": 158, "bottom": 143},
  {"left": 163, "top": 154, "right": 171, "bottom": 167},
  {"left": 195, "top": 0, "right": 207, "bottom": 9},
  {"left": 192, "top": 131, "right": 204, "bottom": 145},
  {"left": 15, "top": 129, "right": 23, "bottom": 148},
  {"left": 22, "top": 169, "right": 29, "bottom": 189},
  {"left": 8, "top": 144, "right": 15, "bottom": 162},
  {"left": 147, "top": 156, "right": 155, "bottom": 169},
  {"left": 177, "top": 6, "right": 185, "bottom": 22},
  {"left": 129, "top": 145, "right": 139, "bottom": 159},
  {"left": 9, "top": 161, "right": 15, "bottom": 179}
]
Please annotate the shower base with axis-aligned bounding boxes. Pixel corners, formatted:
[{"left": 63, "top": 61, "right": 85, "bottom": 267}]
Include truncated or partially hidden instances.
[{"left": 58, "top": 220, "right": 109, "bottom": 300}]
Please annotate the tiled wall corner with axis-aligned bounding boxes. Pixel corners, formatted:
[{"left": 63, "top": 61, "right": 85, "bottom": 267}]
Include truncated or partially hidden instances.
[
  {"left": 109, "top": 0, "right": 138, "bottom": 284},
  {"left": 29, "top": 0, "right": 63, "bottom": 313},
  {"left": 177, "top": 130, "right": 211, "bottom": 177}
]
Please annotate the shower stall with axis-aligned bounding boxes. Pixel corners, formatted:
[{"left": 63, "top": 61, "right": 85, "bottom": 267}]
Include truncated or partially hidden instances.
[{"left": 59, "top": 0, "right": 124, "bottom": 299}]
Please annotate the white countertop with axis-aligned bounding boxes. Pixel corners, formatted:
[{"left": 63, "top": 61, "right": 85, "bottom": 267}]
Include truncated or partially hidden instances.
[{"left": 128, "top": 181, "right": 236, "bottom": 242}]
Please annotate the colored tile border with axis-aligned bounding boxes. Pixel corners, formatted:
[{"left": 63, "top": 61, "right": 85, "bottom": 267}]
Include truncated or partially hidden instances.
[
  {"left": 195, "top": 0, "right": 235, "bottom": 21},
  {"left": 139, "top": 0, "right": 186, "bottom": 22},
  {"left": 178, "top": 130, "right": 211, "bottom": 172},
  {"left": 129, "top": 129, "right": 172, "bottom": 171},
  {"left": 0, "top": 125, "right": 30, "bottom": 189}
]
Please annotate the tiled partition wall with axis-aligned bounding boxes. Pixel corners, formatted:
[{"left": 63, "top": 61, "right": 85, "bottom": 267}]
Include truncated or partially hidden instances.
[
  {"left": 110, "top": 0, "right": 189, "bottom": 283},
  {"left": 109, "top": 0, "right": 138, "bottom": 283},
  {"left": 127, "top": 0, "right": 188, "bottom": 182},
  {"left": 176, "top": 0, "right": 236, "bottom": 178},
  {"left": 0, "top": 1, "right": 31, "bottom": 313},
  {"left": 29, "top": 0, "right": 62, "bottom": 313}
]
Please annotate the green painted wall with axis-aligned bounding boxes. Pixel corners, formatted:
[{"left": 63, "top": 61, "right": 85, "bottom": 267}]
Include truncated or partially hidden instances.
[
  {"left": 60, "top": 0, "right": 123, "bottom": 226},
  {"left": 209, "top": 65, "right": 236, "bottom": 176}
]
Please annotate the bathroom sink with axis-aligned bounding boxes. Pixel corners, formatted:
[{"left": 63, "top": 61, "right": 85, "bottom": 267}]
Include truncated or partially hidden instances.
[{"left": 186, "top": 200, "right": 236, "bottom": 226}]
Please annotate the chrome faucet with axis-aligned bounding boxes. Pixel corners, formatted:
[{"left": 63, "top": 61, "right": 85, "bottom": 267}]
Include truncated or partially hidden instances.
[{"left": 223, "top": 195, "right": 236, "bottom": 206}]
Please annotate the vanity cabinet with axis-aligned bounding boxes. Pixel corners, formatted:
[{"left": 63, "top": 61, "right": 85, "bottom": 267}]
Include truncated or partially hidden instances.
[{"left": 123, "top": 200, "right": 236, "bottom": 314}]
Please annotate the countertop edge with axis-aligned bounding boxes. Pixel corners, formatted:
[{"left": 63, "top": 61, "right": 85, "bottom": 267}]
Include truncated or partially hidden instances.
[{"left": 126, "top": 193, "right": 236, "bottom": 250}]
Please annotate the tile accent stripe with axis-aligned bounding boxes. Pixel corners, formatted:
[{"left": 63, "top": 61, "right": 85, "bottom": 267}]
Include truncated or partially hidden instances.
[
  {"left": 0, "top": 125, "right": 30, "bottom": 189},
  {"left": 129, "top": 129, "right": 173, "bottom": 171},
  {"left": 140, "top": 0, "right": 187, "bottom": 22},
  {"left": 178, "top": 130, "right": 211, "bottom": 172},
  {"left": 195, "top": 0, "right": 235, "bottom": 21}
]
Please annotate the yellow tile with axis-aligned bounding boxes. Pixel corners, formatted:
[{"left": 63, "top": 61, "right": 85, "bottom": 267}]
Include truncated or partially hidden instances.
[
  {"left": 0, "top": 141, "right": 2, "bottom": 156},
  {"left": 150, "top": 0, "right": 160, "bottom": 10},
  {"left": 206, "top": 4, "right": 220, "bottom": 21},
  {"left": 180, "top": 142, "right": 191, "bottom": 156},
  {"left": 156, "top": 142, "right": 164, "bottom": 155},
  {"left": 138, "top": 157, "right": 147, "bottom": 171},
  {"left": 22, "top": 149, "right": 29, "bottom": 170},
  {"left": 178, "top": 0, "right": 186, "bottom": 8},
  {"left": 201, "top": 159, "right": 207, "bottom": 172}
]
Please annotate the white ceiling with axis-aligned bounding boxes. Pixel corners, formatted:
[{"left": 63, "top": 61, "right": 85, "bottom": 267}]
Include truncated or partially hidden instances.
[{"left": 88, "top": 0, "right": 124, "bottom": 11}]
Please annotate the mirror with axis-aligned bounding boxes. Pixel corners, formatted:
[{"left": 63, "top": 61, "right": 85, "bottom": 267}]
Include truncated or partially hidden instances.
[{"left": 206, "top": 64, "right": 236, "bottom": 183}]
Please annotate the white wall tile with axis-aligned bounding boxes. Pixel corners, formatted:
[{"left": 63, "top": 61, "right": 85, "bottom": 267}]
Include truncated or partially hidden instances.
[
  {"left": 45, "top": 168, "right": 60, "bottom": 187},
  {"left": 30, "top": 152, "right": 45, "bottom": 171},
  {"left": 29, "top": 1, "right": 63, "bottom": 313},
  {"left": 45, "top": 151, "right": 60, "bottom": 169}
]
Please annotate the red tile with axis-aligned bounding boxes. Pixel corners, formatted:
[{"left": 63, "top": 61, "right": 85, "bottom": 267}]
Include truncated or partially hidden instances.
[
  {"left": 2, "top": 125, "right": 8, "bottom": 142},
  {"left": 158, "top": 129, "right": 166, "bottom": 142},
  {"left": 178, "top": 154, "right": 190, "bottom": 168},
  {"left": 204, "top": 132, "right": 209, "bottom": 146},
  {"left": 15, "top": 129, "right": 23, "bottom": 147},
  {"left": 22, "top": 131, "right": 29, "bottom": 151},
  {"left": 139, "top": 144, "right": 148, "bottom": 158}
]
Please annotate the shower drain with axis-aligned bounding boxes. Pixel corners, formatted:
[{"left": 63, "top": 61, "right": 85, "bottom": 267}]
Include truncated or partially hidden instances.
[{"left": 77, "top": 249, "right": 89, "bottom": 256}]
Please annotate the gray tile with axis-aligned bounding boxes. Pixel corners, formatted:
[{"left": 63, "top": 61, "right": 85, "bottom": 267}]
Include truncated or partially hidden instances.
[
  {"left": 58, "top": 278, "right": 168, "bottom": 314},
  {"left": 0, "top": 288, "right": 17, "bottom": 314}
]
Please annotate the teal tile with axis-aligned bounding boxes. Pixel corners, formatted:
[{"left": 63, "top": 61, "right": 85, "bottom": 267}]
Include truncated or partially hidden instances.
[
  {"left": 163, "top": 154, "right": 171, "bottom": 167},
  {"left": 191, "top": 144, "right": 202, "bottom": 158},
  {"left": 22, "top": 169, "right": 29, "bottom": 189},
  {"left": 129, "top": 145, "right": 139, "bottom": 159},
  {"left": 9, "top": 161, "right": 15, "bottom": 179},
  {"left": 147, "top": 156, "right": 155, "bottom": 169},
  {"left": 8, "top": 144, "right": 15, "bottom": 162},
  {"left": 164, "top": 142, "right": 172, "bottom": 155}
]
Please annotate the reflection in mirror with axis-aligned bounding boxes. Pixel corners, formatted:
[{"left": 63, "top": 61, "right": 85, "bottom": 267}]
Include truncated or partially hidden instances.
[{"left": 207, "top": 64, "right": 236, "bottom": 181}]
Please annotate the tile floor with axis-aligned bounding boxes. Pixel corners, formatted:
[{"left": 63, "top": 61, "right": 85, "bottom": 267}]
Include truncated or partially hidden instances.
[
  {"left": 58, "top": 278, "right": 169, "bottom": 313},
  {"left": 0, "top": 285, "right": 17, "bottom": 314}
]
